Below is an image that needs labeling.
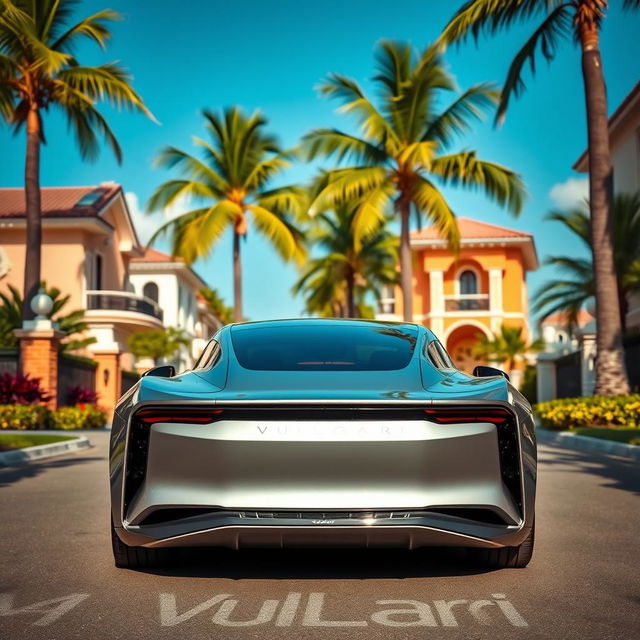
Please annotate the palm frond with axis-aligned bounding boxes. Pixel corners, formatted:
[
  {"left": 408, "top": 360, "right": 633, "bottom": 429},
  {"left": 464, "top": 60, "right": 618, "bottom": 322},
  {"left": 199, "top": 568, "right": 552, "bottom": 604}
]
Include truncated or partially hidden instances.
[
  {"left": 149, "top": 201, "right": 240, "bottom": 264},
  {"left": 247, "top": 204, "right": 307, "bottom": 265},
  {"left": 257, "top": 185, "right": 309, "bottom": 220},
  {"left": 317, "top": 73, "right": 400, "bottom": 150},
  {"left": 310, "top": 166, "right": 387, "bottom": 214},
  {"left": 423, "top": 83, "right": 498, "bottom": 147},
  {"left": 146, "top": 179, "right": 218, "bottom": 213},
  {"left": 50, "top": 9, "right": 120, "bottom": 52},
  {"left": 439, "top": 0, "right": 554, "bottom": 46},
  {"left": 496, "top": 4, "right": 573, "bottom": 122},
  {"left": 153, "top": 146, "right": 228, "bottom": 194},
  {"left": 56, "top": 63, "right": 153, "bottom": 118},
  {"left": 410, "top": 176, "right": 460, "bottom": 251},
  {"left": 301, "top": 128, "right": 386, "bottom": 165},
  {"left": 431, "top": 151, "right": 526, "bottom": 215},
  {"left": 351, "top": 180, "right": 394, "bottom": 250}
]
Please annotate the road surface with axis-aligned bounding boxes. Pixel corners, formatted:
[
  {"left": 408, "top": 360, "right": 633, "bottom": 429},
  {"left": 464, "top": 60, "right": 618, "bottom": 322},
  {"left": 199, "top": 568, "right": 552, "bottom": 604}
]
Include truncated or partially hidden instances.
[{"left": 1, "top": 431, "right": 638, "bottom": 639}]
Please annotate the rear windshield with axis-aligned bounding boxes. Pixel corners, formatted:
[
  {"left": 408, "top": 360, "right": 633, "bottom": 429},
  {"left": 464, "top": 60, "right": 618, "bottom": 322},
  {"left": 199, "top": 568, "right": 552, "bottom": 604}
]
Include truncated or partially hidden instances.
[{"left": 231, "top": 324, "right": 418, "bottom": 371}]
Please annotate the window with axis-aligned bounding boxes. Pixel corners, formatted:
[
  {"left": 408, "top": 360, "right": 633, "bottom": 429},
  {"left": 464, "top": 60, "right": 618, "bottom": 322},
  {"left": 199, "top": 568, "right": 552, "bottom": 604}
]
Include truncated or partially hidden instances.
[
  {"left": 95, "top": 254, "right": 103, "bottom": 290},
  {"left": 459, "top": 270, "right": 478, "bottom": 295},
  {"left": 379, "top": 285, "right": 395, "bottom": 314},
  {"left": 231, "top": 324, "right": 418, "bottom": 371},
  {"left": 193, "top": 340, "right": 221, "bottom": 371},
  {"left": 426, "top": 340, "right": 456, "bottom": 370},
  {"left": 143, "top": 282, "right": 159, "bottom": 304}
]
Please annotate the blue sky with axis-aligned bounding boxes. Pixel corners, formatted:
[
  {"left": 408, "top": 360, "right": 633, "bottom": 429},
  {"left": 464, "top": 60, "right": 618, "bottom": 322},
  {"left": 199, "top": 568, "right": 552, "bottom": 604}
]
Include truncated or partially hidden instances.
[{"left": 1, "top": 0, "right": 638, "bottom": 322}]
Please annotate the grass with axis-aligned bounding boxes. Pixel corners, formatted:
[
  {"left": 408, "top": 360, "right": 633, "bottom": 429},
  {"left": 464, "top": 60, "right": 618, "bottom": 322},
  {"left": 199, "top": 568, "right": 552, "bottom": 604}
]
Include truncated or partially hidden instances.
[
  {"left": 568, "top": 427, "right": 640, "bottom": 445},
  {"left": 0, "top": 433, "right": 77, "bottom": 452}
]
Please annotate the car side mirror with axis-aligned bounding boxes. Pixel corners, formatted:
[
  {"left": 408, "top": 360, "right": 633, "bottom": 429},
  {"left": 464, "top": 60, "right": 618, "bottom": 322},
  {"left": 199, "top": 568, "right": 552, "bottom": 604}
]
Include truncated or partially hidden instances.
[
  {"left": 142, "top": 365, "right": 176, "bottom": 378},
  {"left": 473, "top": 365, "right": 510, "bottom": 381}
]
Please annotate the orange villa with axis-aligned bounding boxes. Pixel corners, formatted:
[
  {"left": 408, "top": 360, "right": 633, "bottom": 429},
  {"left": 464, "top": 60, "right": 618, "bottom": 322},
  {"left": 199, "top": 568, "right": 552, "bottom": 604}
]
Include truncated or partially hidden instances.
[{"left": 377, "top": 218, "right": 539, "bottom": 378}]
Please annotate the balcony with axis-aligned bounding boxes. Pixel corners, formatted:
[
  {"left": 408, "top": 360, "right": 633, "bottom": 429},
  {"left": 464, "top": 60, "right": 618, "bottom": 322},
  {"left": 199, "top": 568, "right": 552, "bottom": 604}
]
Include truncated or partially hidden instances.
[
  {"left": 85, "top": 290, "right": 163, "bottom": 321},
  {"left": 444, "top": 294, "right": 490, "bottom": 312}
]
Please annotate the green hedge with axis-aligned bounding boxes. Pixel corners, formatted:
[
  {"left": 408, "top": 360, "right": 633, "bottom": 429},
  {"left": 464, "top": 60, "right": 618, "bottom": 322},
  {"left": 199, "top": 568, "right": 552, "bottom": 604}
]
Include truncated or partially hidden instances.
[
  {"left": 0, "top": 404, "right": 50, "bottom": 430},
  {"left": 49, "top": 405, "right": 107, "bottom": 430},
  {"left": 535, "top": 395, "right": 640, "bottom": 430},
  {"left": 0, "top": 404, "right": 107, "bottom": 430}
]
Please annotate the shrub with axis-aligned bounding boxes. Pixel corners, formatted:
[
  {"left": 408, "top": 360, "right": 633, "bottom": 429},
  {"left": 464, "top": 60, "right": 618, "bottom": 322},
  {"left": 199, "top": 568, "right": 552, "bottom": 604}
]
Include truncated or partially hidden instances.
[
  {"left": 0, "top": 404, "right": 51, "bottom": 430},
  {"left": 49, "top": 404, "right": 108, "bottom": 430},
  {"left": 0, "top": 372, "right": 50, "bottom": 405},
  {"left": 67, "top": 386, "right": 98, "bottom": 406},
  {"left": 535, "top": 395, "right": 640, "bottom": 430}
]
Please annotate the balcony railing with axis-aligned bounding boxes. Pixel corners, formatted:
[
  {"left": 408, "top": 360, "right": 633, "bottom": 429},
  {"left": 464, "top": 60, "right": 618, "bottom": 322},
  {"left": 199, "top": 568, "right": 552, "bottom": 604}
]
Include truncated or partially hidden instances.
[
  {"left": 444, "top": 294, "right": 490, "bottom": 311},
  {"left": 85, "top": 290, "right": 163, "bottom": 321}
]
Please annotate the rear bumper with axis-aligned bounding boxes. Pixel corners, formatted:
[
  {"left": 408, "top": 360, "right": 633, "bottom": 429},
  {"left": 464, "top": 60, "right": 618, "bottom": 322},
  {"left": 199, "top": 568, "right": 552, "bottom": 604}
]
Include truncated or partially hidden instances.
[
  {"left": 115, "top": 510, "right": 531, "bottom": 550},
  {"left": 111, "top": 407, "right": 535, "bottom": 550}
]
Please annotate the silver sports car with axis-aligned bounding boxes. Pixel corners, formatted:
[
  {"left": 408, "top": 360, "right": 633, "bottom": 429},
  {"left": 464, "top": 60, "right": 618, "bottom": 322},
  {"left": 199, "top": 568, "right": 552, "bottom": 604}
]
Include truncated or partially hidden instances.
[{"left": 110, "top": 319, "right": 536, "bottom": 569}]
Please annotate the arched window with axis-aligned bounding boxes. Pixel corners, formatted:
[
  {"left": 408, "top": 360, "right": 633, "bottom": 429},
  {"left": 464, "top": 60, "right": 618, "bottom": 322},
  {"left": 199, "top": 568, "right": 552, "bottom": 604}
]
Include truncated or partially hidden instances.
[
  {"left": 143, "top": 281, "right": 159, "bottom": 304},
  {"left": 459, "top": 270, "right": 478, "bottom": 295}
]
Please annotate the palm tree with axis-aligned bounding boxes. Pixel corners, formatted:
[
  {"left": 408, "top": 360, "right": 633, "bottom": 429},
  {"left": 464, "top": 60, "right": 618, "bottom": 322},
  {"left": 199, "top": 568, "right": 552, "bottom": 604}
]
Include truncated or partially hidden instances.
[
  {"left": 292, "top": 201, "right": 399, "bottom": 318},
  {"left": 439, "top": 1, "right": 639, "bottom": 395},
  {"left": 303, "top": 40, "right": 525, "bottom": 322},
  {"left": 473, "top": 325, "right": 543, "bottom": 377},
  {"left": 0, "top": 0, "right": 151, "bottom": 321},
  {"left": 148, "top": 108, "right": 307, "bottom": 322},
  {"left": 534, "top": 193, "right": 640, "bottom": 333}
]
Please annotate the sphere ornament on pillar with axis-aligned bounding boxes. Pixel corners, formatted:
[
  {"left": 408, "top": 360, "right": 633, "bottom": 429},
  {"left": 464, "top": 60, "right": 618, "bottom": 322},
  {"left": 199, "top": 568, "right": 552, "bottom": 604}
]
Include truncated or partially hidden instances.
[{"left": 31, "top": 287, "right": 53, "bottom": 320}]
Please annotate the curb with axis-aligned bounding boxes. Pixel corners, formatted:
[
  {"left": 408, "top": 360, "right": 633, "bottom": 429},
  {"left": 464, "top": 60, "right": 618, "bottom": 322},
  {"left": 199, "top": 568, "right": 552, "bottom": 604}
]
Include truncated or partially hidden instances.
[
  {"left": 0, "top": 436, "right": 92, "bottom": 467},
  {"left": 537, "top": 428, "right": 640, "bottom": 462}
]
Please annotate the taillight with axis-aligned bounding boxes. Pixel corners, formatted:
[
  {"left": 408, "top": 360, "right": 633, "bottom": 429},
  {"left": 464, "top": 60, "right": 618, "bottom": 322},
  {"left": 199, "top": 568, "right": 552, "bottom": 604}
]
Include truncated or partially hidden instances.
[
  {"left": 135, "top": 407, "right": 224, "bottom": 425},
  {"left": 423, "top": 407, "right": 511, "bottom": 424}
]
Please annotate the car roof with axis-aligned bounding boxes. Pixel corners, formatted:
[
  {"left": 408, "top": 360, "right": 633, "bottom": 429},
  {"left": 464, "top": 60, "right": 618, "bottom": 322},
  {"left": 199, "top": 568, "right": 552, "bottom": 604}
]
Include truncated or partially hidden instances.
[{"left": 228, "top": 317, "right": 423, "bottom": 333}]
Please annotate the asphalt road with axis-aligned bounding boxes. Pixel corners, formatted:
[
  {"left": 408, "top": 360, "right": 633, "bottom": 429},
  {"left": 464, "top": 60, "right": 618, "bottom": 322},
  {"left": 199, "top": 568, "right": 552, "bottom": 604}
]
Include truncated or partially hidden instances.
[{"left": 1, "top": 431, "right": 639, "bottom": 640}]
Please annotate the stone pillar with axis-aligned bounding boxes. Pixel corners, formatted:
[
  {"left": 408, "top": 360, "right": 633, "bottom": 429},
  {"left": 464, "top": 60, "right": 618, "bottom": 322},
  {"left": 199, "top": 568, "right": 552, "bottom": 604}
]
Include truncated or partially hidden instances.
[
  {"left": 14, "top": 328, "right": 64, "bottom": 410},
  {"left": 488, "top": 268, "right": 503, "bottom": 334},
  {"left": 429, "top": 270, "right": 445, "bottom": 336},
  {"left": 536, "top": 352, "right": 558, "bottom": 403},
  {"left": 93, "top": 350, "right": 122, "bottom": 418},
  {"left": 577, "top": 322, "right": 597, "bottom": 397}
]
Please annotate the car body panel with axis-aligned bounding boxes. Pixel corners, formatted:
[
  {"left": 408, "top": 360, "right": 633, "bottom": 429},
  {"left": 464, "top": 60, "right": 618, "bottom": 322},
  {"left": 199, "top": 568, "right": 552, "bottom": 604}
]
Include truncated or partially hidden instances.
[{"left": 109, "top": 319, "right": 536, "bottom": 552}]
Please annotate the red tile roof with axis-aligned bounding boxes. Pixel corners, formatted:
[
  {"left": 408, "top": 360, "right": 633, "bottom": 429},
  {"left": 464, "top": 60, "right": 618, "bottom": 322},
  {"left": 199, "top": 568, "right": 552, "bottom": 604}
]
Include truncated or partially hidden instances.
[
  {"left": 541, "top": 310, "right": 593, "bottom": 327},
  {"left": 130, "top": 247, "right": 184, "bottom": 263},
  {"left": 0, "top": 184, "right": 121, "bottom": 218},
  {"left": 411, "top": 217, "right": 532, "bottom": 241}
]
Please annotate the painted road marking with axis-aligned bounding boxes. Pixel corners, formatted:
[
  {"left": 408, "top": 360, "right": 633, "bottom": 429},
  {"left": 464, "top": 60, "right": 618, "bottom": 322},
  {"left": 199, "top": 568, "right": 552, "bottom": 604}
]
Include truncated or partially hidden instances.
[
  {"left": 0, "top": 593, "right": 89, "bottom": 626},
  {"left": 158, "top": 592, "right": 529, "bottom": 627},
  {"left": 0, "top": 591, "right": 529, "bottom": 628}
]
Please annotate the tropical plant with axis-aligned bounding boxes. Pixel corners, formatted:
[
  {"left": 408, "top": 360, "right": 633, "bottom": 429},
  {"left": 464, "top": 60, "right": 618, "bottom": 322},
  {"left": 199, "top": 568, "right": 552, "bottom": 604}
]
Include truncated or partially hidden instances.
[
  {"left": 199, "top": 287, "right": 234, "bottom": 326},
  {"left": 439, "top": 1, "right": 639, "bottom": 395},
  {"left": 292, "top": 197, "right": 399, "bottom": 318},
  {"left": 147, "top": 107, "right": 307, "bottom": 322},
  {"left": 0, "top": 283, "right": 96, "bottom": 351},
  {"left": 0, "top": 371, "right": 49, "bottom": 404},
  {"left": 66, "top": 385, "right": 98, "bottom": 406},
  {"left": 127, "top": 327, "right": 190, "bottom": 365},
  {"left": 0, "top": 0, "right": 151, "bottom": 321},
  {"left": 473, "top": 325, "right": 543, "bottom": 374},
  {"left": 534, "top": 193, "right": 640, "bottom": 332},
  {"left": 303, "top": 40, "right": 525, "bottom": 323}
]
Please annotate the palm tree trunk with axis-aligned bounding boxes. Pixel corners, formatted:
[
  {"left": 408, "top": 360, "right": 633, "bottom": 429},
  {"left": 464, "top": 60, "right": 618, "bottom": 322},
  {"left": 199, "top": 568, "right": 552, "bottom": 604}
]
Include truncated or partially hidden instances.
[
  {"left": 397, "top": 199, "right": 413, "bottom": 321},
  {"left": 579, "top": 23, "right": 630, "bottom": 395},
  {"left": 232, "top": 231, "right": 243, "bottom": 322},
  {"left": 23, "top": 106, "right": 42, "bottom": 322},
  {"left": 345, "top": 266, "right": 356, "bottom": 318}
]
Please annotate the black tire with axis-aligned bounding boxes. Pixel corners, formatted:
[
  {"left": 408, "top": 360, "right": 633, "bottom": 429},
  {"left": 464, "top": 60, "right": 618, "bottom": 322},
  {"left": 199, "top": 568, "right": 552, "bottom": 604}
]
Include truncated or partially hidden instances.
[
  {"left": 111, "top": 520, "right": 173, "bottom": 569},
  {"left": 472, "top": 520, "right": 535, "bottom": 569}
]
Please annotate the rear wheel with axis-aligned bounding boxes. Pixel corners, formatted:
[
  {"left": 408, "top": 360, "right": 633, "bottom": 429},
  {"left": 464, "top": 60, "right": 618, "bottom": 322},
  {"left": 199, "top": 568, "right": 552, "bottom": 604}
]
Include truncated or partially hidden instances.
[
  {"left": 111, "top": 520, "right": 173, "bottom": 569},
  {"left": 472, "top": 520, "right": 535, "bottom": 569}
]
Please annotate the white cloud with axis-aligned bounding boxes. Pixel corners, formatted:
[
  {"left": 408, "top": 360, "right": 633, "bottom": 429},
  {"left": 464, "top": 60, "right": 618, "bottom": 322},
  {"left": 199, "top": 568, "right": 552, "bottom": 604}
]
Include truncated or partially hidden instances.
[
  {"left": 125, "top": 191, "right": 189, "bottom": 245},
  {"left": 549, "top": 177, "right": 589, "bottom": 209}
]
